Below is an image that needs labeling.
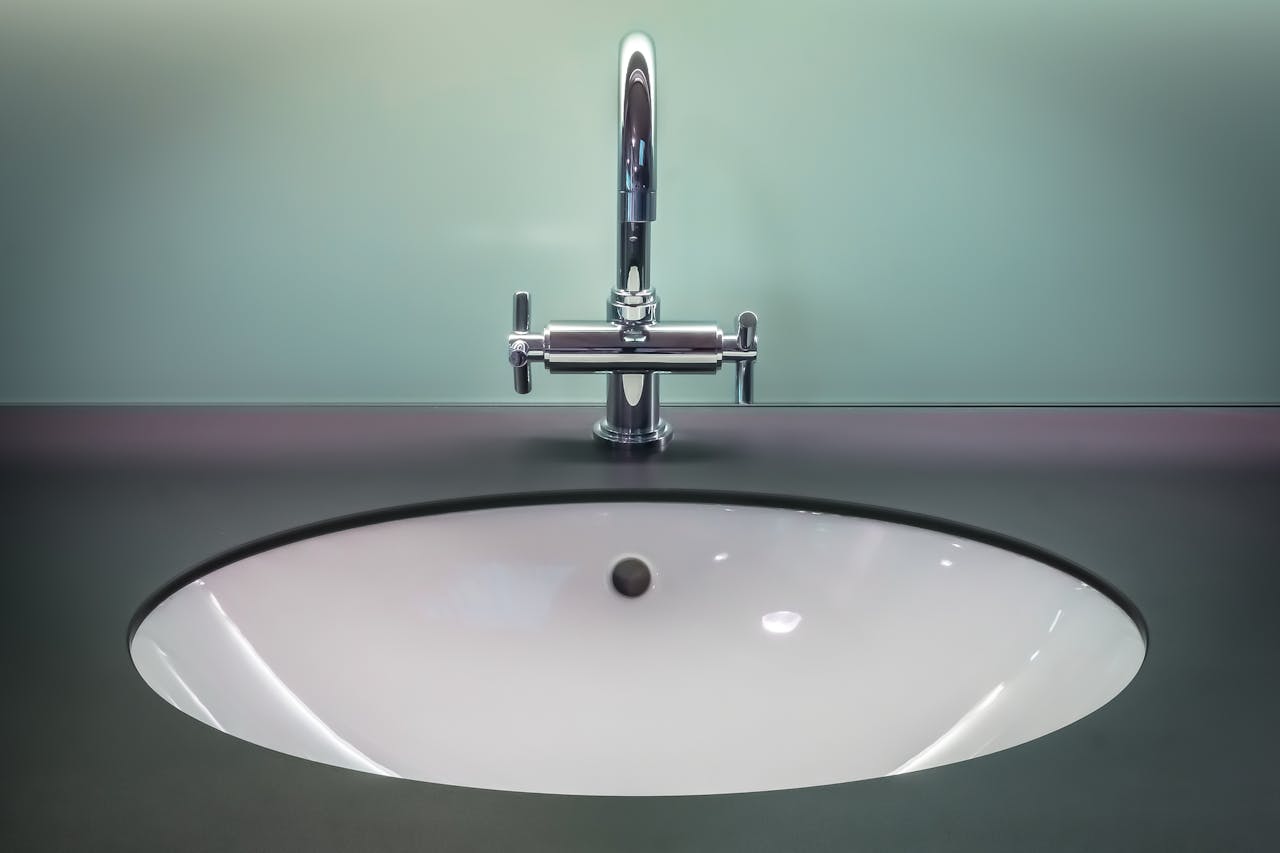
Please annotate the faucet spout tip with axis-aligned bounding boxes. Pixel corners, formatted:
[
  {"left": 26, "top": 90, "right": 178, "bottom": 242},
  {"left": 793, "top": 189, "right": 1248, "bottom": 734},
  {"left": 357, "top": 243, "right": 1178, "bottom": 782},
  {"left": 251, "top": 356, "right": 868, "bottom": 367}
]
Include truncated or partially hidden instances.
[{"left": 619, "top": 32, "right": 656, "bottom": 61}]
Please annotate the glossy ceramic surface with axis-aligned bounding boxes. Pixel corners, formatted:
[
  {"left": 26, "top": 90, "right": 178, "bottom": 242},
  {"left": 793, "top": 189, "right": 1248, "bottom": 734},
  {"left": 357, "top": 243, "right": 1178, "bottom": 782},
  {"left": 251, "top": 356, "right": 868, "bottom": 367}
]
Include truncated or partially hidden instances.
[{"left": 130, "top": 501, "right": 1145, "bottom": 795}]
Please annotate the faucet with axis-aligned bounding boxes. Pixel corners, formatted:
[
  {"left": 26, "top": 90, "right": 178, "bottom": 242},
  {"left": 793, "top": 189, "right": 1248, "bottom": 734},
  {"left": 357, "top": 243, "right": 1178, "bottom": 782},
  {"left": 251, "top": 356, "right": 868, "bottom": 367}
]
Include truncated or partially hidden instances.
[{"left": 506, "top": 32, "right": 759, "bottom": 452}]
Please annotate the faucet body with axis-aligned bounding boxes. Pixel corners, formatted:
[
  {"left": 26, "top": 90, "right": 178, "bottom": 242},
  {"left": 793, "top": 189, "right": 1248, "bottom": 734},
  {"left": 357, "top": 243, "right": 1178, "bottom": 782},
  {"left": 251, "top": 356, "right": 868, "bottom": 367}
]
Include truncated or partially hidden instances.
[{"left": 506, "top": 33, "right": 758, "bottom": 451}]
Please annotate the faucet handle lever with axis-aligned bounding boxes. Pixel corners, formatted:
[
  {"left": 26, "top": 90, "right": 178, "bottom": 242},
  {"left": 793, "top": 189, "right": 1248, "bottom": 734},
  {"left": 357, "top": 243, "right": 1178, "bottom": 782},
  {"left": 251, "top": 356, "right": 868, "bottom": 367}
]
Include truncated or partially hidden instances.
[
  {"left": 734, "top": 311, "right": 757, "bottom": 405},
  {"left": 510, "top": 291, "right": 533, "bottom": 394},
  {"left": 513, "top": 291, "right": 531, "bottom": 333},
  {"left": 736, "top": 311, "right": 757, "bottom": 351}
]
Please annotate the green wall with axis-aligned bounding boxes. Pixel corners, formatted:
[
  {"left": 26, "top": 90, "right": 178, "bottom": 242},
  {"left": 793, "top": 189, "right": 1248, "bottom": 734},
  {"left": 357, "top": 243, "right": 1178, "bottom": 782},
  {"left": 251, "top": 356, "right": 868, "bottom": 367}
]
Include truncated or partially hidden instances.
[{"left": 2, "top": 0, "right": 1277, "bottom": 403}]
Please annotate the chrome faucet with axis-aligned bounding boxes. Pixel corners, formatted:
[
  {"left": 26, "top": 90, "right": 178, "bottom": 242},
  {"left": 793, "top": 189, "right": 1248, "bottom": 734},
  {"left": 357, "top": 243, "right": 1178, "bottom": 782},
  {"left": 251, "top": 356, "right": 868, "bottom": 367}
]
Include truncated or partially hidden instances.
[{"left": 506, "top": 32, "right": 759, "bottom": 452}]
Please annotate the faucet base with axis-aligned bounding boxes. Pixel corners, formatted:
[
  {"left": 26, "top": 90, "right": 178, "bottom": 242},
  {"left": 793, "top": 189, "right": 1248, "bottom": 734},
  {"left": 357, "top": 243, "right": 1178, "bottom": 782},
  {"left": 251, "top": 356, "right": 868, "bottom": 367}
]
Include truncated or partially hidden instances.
[
  {"left": 592, "top": 418, "right": 673, "bottom": 452},
  {"left": 595, "top": 372, "right": 671, "bottom": 451}
]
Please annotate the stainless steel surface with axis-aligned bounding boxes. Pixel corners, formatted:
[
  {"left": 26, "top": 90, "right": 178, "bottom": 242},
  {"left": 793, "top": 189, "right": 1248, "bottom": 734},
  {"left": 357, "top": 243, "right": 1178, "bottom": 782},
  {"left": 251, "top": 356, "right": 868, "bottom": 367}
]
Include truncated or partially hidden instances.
[
  {"left": 503, "top": 33, "right": 760, "bottom": 450},
  {"left": 618, "top": 32, "right": 657, "bottom": 227},
  {"left": 735, "top": 312, "right": 758, "bottom": 405},
  {"left": 545, "top": 323, "right": 724, "bottom": 372},
  {"left": 596, "top": 373, "right": 672, "bottom": 450},
  {"left": 511, "top": 292, "right": 533, "bottom": 394}
]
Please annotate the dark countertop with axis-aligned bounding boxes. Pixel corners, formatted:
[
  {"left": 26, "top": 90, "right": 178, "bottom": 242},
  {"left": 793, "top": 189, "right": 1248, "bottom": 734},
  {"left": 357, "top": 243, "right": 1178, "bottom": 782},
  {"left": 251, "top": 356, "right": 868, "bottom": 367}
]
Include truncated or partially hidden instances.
[{"left": 2, "top": 406, "right": 1278, "bottom": 853}]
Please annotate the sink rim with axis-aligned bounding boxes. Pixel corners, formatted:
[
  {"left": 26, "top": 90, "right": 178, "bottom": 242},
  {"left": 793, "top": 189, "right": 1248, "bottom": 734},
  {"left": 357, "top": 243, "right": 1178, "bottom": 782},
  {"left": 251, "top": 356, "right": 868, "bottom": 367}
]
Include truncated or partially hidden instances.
[{"left": 126, "top": 488, "right": 1148, "bottom": 654}]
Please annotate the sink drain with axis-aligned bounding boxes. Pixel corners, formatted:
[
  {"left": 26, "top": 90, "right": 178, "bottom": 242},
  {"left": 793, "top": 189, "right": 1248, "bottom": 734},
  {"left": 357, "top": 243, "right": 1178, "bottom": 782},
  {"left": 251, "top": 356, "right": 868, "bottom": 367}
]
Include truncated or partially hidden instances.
[{"left": 610, "top": 557, "right": 652, "bottom": 597}]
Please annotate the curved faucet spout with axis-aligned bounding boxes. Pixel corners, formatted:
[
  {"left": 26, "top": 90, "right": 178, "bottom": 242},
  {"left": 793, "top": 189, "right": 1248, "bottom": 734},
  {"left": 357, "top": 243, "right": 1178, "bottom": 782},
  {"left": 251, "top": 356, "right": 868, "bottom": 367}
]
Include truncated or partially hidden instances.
[
  {"left": 619, "top": 33, "right": 656, "bottom": 224},
  {"left": 614, "top": 32, "right": 659, "bottom": 317}
]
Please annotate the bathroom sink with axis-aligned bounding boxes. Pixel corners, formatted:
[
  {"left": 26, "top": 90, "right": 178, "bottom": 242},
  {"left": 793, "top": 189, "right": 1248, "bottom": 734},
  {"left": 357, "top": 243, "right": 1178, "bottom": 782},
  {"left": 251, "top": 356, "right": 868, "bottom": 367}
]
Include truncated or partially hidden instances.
[{"left": 130, "top": 496, "right": 1145, "bottom": 796}]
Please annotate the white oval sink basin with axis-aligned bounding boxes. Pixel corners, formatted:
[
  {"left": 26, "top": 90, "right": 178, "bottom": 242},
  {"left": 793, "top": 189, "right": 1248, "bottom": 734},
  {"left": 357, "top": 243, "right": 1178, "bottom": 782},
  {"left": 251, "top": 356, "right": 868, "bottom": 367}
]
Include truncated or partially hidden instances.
[{"left": 130, "top": 498, "right": 1145, "bottom": 796}]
